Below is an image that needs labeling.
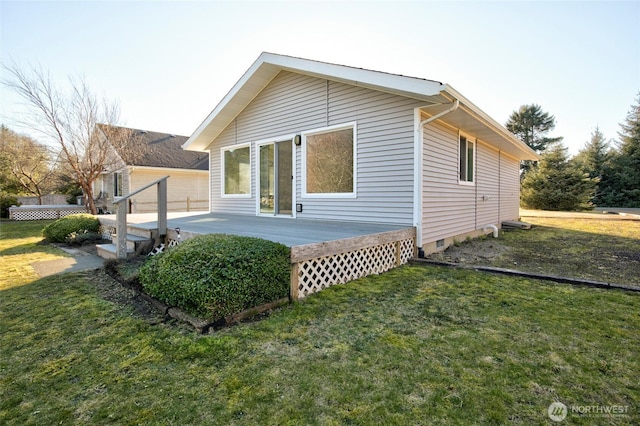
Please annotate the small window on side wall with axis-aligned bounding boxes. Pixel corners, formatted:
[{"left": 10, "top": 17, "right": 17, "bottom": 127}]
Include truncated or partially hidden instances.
[{"left": 459, "top": 134, "right": 475, "bottom": 184}]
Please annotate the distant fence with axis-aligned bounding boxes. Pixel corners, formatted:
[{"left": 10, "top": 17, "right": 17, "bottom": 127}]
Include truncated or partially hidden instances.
[
  {"left": 9, "top": 205, "right": 87, "bottom": 221},
  {"left": 130, "top": 198, "right": 208, "bottom": 213},
  {"left": 16, "top": 194, "right": 69, "bottom": 206}
]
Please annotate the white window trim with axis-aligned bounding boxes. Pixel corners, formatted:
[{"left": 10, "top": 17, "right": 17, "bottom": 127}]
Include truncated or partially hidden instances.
[
  {"left": 254, "top": 135, "right": 297, "bottom": 217},
  {"left": 458, "top": 132, "right": 476, "bottom": 186},
  {"left": 220, "top": 142, "right": 252, "bottom": 198},
  {"left": 301, "top": 122, "right": 357, "bottom": 199}
]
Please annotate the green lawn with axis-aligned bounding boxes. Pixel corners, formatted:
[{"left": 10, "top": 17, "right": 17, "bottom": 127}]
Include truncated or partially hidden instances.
[
  {"left": 1, "top": 220, "right": 639, "bottom": 424},
  {"left": 503, "top": 215, "right": 640, "bottom": 285},
  {"left": 429, "top": 214, "right": 640, "bottom": 287},
  {"left": 0, "top": 220, "right": 66, "bottom": 289}
]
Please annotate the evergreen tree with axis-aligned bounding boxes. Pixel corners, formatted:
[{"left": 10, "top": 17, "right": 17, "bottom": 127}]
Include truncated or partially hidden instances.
[
  {"left": 521, "top": 142, "right": 597, "bottom": 211},
  {"left": 599, "top": 94, "right": 640, "bottom": 207},
  {"left": 616, "top": 94, "right": 640, "bottom": 206},
  {"left": 573, "top": 127, "right": 614, "bottom": 206},
  {"left": 506, "top": 104, "right": 563, "bottom": 178}
]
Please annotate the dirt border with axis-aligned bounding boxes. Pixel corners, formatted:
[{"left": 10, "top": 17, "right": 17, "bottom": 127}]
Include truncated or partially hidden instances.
[{"left": 410, "top": 258, "right": 640, "bottom": 293}]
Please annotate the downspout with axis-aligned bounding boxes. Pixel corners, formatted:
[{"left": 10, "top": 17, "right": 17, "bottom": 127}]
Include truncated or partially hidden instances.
[
  {"left": 483, "top": 223, "right": 499, "bottom": 238},
  {"left": 415, "top": 99, "right": 460, "bottom": 257},
  {"left": 420, "top": 100, "right": 460, "bottom": 128}
]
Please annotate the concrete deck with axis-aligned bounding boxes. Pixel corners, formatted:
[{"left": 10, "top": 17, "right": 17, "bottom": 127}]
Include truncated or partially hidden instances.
[{"left": 98, "top": 212, "right": 413, "bottom": 247}]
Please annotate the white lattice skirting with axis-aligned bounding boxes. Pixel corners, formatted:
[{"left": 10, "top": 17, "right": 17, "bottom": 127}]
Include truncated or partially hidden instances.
[
  {"left": 293, "top": 236, "right": 415, "bottom": 300},
  {"left": 125, "top": 227, "right": 415, "bottom": 301},
  {"left": 163, "top": 228, "right": 415, "bottom": 300},
  {"left": 101, "top": 226, "right": 116, "bottom": 241},
  {"left": 9, "top": 206, "right": 87, "bottom": 221}
]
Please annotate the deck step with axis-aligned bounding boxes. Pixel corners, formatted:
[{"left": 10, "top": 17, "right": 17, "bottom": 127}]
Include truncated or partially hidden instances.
[
  {"left": 96, "top": 243, "right": 131, "bottom": 260},
  {"left": 96, "top": 233, "right": 154, "bottom": 259}
]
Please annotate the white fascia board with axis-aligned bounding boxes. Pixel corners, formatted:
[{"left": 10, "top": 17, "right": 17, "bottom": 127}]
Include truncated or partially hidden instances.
[
  {"left": 268, "top": 53, "right": 445, "bottom": 100},
  {"left": 442, "top": 84, "right": 540, "bottom": 160},
  {"left": 183, "top": 55, "right": 281, "bottom": 152},
  {"left": 183, "top": 52, "right": 446, "bottom": 152}
]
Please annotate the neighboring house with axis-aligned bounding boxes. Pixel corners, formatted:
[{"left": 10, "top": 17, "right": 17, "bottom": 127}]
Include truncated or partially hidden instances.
[
  {"left": 95, "top": 126, "right": 209, "bottom": 213},
  {"left": 183, "top": 53, "right": 538, "bottom": 255}
]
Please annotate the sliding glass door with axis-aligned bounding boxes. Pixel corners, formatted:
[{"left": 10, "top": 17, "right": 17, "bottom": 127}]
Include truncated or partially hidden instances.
[{"left": 259, "top": 140, "right": 292, "bottom": 215}]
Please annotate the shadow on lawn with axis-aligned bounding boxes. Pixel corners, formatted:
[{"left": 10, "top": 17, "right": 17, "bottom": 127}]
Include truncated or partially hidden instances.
[{"left": 0, "top": 239, "right": 65, "bottom": 257}]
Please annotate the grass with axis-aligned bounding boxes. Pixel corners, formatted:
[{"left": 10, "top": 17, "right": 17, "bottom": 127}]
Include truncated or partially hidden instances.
[
  {"left": 1, "top": 218, "right": 639, "bottom": 424},
  {"left": 0, "top": 220, "right": 69, "bottom": 290},
  {"left": 433, "top": 214, "right": 640, "bottom": 287}
]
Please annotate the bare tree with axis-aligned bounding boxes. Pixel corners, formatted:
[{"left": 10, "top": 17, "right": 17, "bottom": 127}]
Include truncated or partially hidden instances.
[
  {"left": 2, "top": 63, "right": 140, "bottom": 214},
  {"left": 0, "top": 125, "right": 56, "bottom": 204}
]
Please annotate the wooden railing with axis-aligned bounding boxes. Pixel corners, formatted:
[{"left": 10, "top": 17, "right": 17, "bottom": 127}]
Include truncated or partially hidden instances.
[{"left": 112, "top": 176, "right": 169, "bottom": 259}]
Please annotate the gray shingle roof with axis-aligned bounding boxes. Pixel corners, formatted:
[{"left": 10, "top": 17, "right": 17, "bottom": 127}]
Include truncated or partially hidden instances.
[{"left": 101, "top": 125, "right": 208, "bottom": 170}]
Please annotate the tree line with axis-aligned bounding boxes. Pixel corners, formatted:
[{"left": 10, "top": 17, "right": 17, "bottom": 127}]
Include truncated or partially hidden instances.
[
  {"left": 1, "top": 63, "right": 139, "bottom": 216},
  {"left": 0, "top": 126, "right": 82, "bottom": 216},
  {"left": 506, "top": 97, "right": 640, "bottom": 210}
]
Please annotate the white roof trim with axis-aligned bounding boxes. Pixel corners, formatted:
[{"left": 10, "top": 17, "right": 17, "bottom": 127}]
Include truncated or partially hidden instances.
[
  {"left": 441, "top": 85, "right": 539, "bottom": 160},
  {"left": 183, "top": 52, "right": 538, "bottom": 161},
  {"left": 183, "top": 52, "right": 445, "bottom": 152}
]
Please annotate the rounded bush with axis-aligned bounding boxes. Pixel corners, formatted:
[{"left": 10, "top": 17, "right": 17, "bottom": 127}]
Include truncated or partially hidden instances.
[
  {"left": 139, "top": 234, "right": 290, "bottom": 321},
  {"left": 42, "top": 214, "right": 101, "bottom": 243},
  {"left": 1, "top": 195, "right": 19, "bottom": 218}
]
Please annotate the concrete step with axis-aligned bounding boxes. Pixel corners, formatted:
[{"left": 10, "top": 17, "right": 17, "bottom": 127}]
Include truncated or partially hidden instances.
[
  {"left": 96, "top": 233, "right": 154, "bottom": 259},
  {"left": 96, "top": 243, "right": 130, "bottom": 260},
  {"left": 97, "top": 217, "right": 157, "bottom": 240},
  {"left": 126, "top": 234, "right": 152, "bottom": 251}
]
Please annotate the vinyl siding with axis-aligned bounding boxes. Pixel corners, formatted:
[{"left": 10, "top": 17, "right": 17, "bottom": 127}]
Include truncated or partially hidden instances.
[
  {"left": 499, "top": 152, "right": 521, "bottom": 221},
  {"left": 476, "top": 141, "right": 500, "bottom": 227},
  {"left": 421, "top": 122, "right": 521, "bottom": 245},
  {"left": 129, "top": 169, "right": 209, "bottom": 213},
  {"left": 422, "top": 122, "right": 476, "bottom": 242},
  {"left": 207, "top": 71, "right": 423, "bottom": 224}
]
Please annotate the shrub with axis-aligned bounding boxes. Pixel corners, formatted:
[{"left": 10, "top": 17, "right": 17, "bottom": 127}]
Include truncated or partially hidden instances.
[
  {"left": 42, "top": 214, "right": 101, "bottom": 243},
  {"left": 139, "top": 234, "right": 290, "bottom": 321},
  {"left": 0, "top": 195, "right": 19, "bottom": 218}
]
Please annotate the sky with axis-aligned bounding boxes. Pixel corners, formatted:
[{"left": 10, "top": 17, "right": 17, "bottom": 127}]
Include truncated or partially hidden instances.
[{"left": 1, "top": 0, "right": 639, "bottom": 156}]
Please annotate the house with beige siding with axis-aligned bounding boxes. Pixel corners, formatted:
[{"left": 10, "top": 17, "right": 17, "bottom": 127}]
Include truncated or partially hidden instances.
[
  {"left": 183, "top": 53, "right": 538, "bottom": 255},
  {"left": 95, "top": 126, "right": 209, "bottom": 213}
]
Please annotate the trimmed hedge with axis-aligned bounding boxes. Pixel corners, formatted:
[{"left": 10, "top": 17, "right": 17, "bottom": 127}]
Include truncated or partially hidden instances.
[
  {"left": 42, "top": 214, "right": 101, "bottom": 243},
  {"left": 139, "top": 234, "right": 290, "bottom": 321}
]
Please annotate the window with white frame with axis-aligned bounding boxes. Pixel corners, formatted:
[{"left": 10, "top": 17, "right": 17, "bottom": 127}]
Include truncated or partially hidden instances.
[
  {"left": 303, "top": 123, "right": 356, "bottom": 197},
  {"left": 459, "top": 134, "right": 475, "bottom": 183},
  {"left": 113, "top": 172, "right": 124, "bottom": 197},
  {"left": 222, "top": 144, "right": 251, "bottom": 196}
]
